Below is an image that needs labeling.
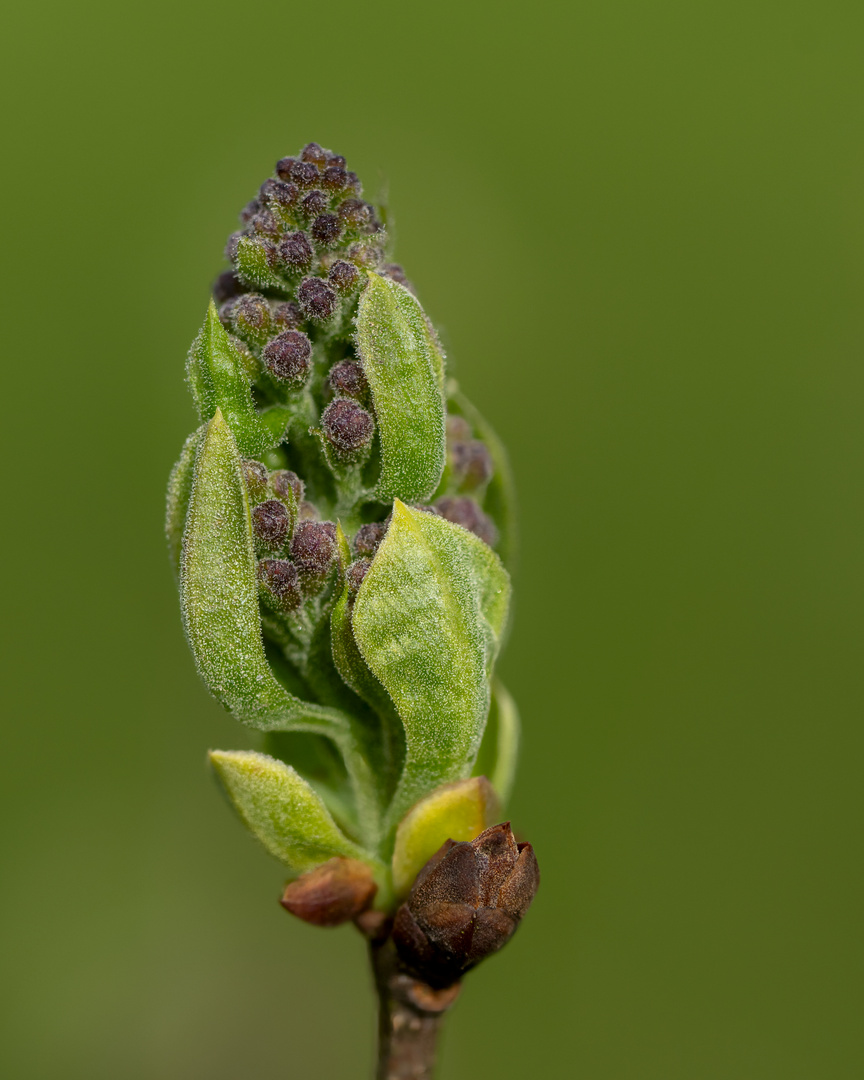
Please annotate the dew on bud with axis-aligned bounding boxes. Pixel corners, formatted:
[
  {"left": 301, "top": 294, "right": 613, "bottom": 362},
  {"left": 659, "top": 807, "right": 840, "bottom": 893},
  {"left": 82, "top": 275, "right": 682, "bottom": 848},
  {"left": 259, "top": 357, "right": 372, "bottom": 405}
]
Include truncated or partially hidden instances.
[
  {"left": 328, "top": 359, "right": 367, "bottom": 400},
  {"left": 272, "top": 300, "right": 304, "bottom": 331},
  {"left": 257, "top": 558, "right": 302, "bottom": 612},
  {"left": 311, "top": 213, "right": 343, "bottom": 246},
  {"left": 212, "top": 270, "right": 243, "bottom": 303},
  {"left": 277, "top": 232, "right": 313, "bottom": 275},
  {"left": 322, "top": 398, "right": 375, "bottom": 457},
  {"left": 262, "top": 330, "right": 312, "bottom": 388},
  {"left": 297, "top": 277, "right": 337, "bottom": 322},
  {"left": 434, "top": 496, "right": 498, "bottom": 546},
  {"left": 252, "top": 499, "right": 292, "bottom": 552},
  {"left": 270, "top": 469, "right": 304, "bottom": 505},
  {"left": 300, "top": 142, "right": 328, "bottom": 168},
  {"left": 353, "top": 521, "right": 386, "bottom": 557},
  {"left": 328, "top": 260, "right": 360, "bottom": 293},
  {"left": 291, "top": 521, "right": 337, "bottom": 582}
]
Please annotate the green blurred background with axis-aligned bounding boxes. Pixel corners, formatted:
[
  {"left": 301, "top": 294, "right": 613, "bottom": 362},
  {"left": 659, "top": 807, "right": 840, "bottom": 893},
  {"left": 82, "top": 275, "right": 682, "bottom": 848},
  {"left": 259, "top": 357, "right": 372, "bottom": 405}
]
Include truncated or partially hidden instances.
[{"left": 2, "top": 0, "right": 862, "bottom": 1076}]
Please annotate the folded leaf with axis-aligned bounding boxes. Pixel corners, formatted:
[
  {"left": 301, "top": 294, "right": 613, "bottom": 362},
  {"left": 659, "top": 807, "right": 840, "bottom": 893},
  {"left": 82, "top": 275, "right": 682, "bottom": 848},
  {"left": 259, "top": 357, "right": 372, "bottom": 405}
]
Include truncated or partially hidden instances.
[
  {"left": 355, "top": 272, "right": 446, "bottom": 501},
  {"left": 352, "top": 501, "right": 510, "bottom": 835},
  {"left": 209, "top": 750, "right": 368, "bottom": 874},
  {"left": 391, "top": 777, "right": 499, "bottom": 897},
  {"left": 186, "top": 301, "right": 276, "bottom": 457}
]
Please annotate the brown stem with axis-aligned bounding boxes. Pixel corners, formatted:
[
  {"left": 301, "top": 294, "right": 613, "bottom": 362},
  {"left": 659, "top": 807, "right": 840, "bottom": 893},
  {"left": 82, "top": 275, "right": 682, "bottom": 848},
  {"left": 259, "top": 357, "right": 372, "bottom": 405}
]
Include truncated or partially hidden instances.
[{"left": 369, "top": 935, "right": 460, "bottom": 1080}]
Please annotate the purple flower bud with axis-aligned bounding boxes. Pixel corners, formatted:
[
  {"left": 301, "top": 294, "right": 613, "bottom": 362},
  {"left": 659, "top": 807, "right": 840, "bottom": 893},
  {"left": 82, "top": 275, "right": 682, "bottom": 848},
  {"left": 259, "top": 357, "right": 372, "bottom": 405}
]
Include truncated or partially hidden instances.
[
  {"left": 300, "top": 142, "right": 328, "bottom": 168},
  {"left": 291, "top": 521, "right": 337, "bottom": 583},
  {"left": 290, "top": 160, "right": 320, "bottom": 188},
  {"left": 241, "top": 459, "right": 270, "bottom": 503},
  {"left": 262, "top": 330, "right": 312, "bottom": 388},
  {"left": 311, "top": 213, "right": 343, "bottom": 246},
  {"left": 225, "top": 230, "right": 245, "bottom": 261},
  {"left": 328, "top": 359, "right": 367, "bottom": 400},
  {"left": 450, "top": 440, "right": 494, "bottom": 491},
  {"left": 275, "top": 156, "right": 298, "bottom": 180},
  {"left": 337, "top": 198, "right": 371, "bottom": 227},
  {"left": 346, "top": 557, "right": 371, "bottom": 594},
  {"left": 384, "top": 263, "right": 416, "bottom": 295},
  {"left": 260, "top": 177, "right": 298, "bottom": 209},
  {"left": 252, "top": 499, "right": 292, "bottom": 553},
  {"left": 297, "top": 277, "right": 337, "bottom": 322},
  {"left": 300, "top": 189, "right": 328, "bottom": 220},
  {"left": 270, "top": 469, "right": 304, "bottom": 505},
  {"left": 257, "top": 558, "right": 302, "bottom": 612},
  {"left": 299, "top": 500, "right": 320, "bottom": 521},
  {"left": 277, "top": 231, "right": 313, "bottom": 275},
  {"left": 272, "top": 300, "right": 304, "bottom": 331},
  {"left": 392, "top": 823, "right": 540, "bottom": 989},
  {"left": 212, "top": 270, "right": 243, "bottom": 304},
  {"left": 353, "top": 521, "right": 386, "bottom": 557},
  {"left": 231, "top": 293, "right": 272, "bottom": 345},
  {"left": 327, "top": 154, "right": 346, "bottom": 168},
  {"left": 434, "top": 496, "right": 498, "bottom": 546},
  {"left": 322, "top": 398, "right": 375, "bottom": 458},
  {"left": 321, "top": 165, "right": 350, "bottom": 192},
  {"left": 240, "top": 199, "right": 261, "bottom": 224},
  {"left": 250, "top": 209, "right": 282, "bottom": 239},
  {"left": 328, "top": 260, "right": 360, "bottom": 293}
]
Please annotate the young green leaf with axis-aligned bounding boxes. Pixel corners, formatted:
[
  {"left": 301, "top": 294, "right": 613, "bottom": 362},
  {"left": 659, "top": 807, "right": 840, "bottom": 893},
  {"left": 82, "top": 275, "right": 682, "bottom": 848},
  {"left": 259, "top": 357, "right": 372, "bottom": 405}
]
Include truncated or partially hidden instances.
[
  {"left": 209, "top": 750, "right": 370, "bottom": 874},
  {"left": 391, "top": 776, "right": 499, "bottom": 898},
  {"left": 355, "top": 272, "right": 446, "bottom": 502},
  {"left": 165, "top": 424, "right": 204, "bottom": 576},
  {"left": 351, "top": 501, "right": 510, "bottom": 835},
  {"left": 186, "top": 301, "right": 277, "bottom": 457}
]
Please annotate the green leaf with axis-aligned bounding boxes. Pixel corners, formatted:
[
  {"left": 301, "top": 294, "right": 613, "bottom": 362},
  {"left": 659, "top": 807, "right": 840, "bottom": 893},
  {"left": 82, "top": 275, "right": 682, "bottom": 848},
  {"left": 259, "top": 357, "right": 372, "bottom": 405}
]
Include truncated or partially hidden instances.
[
  {"left": 355, "top": 272, "right": 446, "bottom": 501},
  {"left": 472, "top": 679, "right": 521, "bottom": 807},
  {"left": 391, "top": 777, "right": 499, "bottom": 897},
  {"left": 165, "top": 425, "right": 204, "bottom": 576},
  {"left": 351, "top": 501, "right": 511, "bottom": 835},
  {"left": 186, "top": 301, "right": 277, "bottom": 457},
  {"left": 209, "top": 750, "right": 369, "bottom": 874},
  {"left": 180, "top": 410, "right": 383, "bottom": 843}
]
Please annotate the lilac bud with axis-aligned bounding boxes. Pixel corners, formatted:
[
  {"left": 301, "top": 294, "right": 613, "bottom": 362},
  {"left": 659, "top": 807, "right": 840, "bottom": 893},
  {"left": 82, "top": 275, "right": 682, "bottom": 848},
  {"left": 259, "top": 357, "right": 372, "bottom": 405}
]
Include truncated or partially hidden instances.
[
  {"left": 270, "top": 469, "right": 304, "bottom": 505},
  {"left": 346, "top": 557, "right": 371, "bottom": 594},
  {"left": 321, "top": 165, "right": 350, "bottom": 192},
  {"left": 322, "top": 398, "right": 375, "bottom": 458},
  {"left": 252, "top": 499, "right": 292, "bottom": 553},
  {"left": 262, "top": 330, "right": 312, "bottom": 388},
  {"left": 212, "top": 270, "right": 243, "bottom": 304},
  {"left": 327, "top": 154, "right": 346, "bottom": 168},
  {"left": 297, "top": 277, "right": 337, "bottom": 322},
  {"left": 300, "top": 189, "right": 328, "bottom": 220},
  {"left": 450, "top": 440, "right": 494, "bottom": 491},
  {"left": 225, "top": 230, "right": 244, "bottom": 261},
  {"left": 260, "top": 177, "right": 298, "bottom": 209},
  {"left": 231, "top": 293, "right": 272, "bottom": 345},
  {"left": 298, "top": 500, "right": 320, "bottom": 521},
  {"left": 257, "top": 558, "right": 302, "bottom": 612},
  {"left": 250, "top": 209, "right": 282, "bottom": 239},
  {"left": 328, "top": 260, "right": 360, "bottom": 293},
  {"left": 241, "top": 459, "right": 270, "bottom": 503},
  {"left": 337, "top": 198, "right": 371, "bottom": 228},
  {"left": 272, "top": 300, "right": 304, "bottom": 331},
  {"left": 291, "top": 521, "right": 337, "bottom": 584},
  {"left": 384, "top": 263, "right": 416, "bottom": 295},
  {"left": 290, "top": 160, "right": 320, "bottom": 188},
  {"left": 311, "top": 213, "right": 343, "bottom": 246},
  {"left": 300, "top": 142, "right": 328, "bottom": 168},
  {"left": 353, "top": 521, "right": 386, "bottom": 557},
  {"left": 446, "top": 414, "right": 473, "bottom": 442},
  {"left": 434, "top": 496, "right": 498, "bottom": 546},
  {"left": 275, "top": 156, "right": 298, "bottom": 180},
  {"left": 328, "top": 359, "right": 367, "bottom": 400},
  {"left": 240, "top": 199, "right": 261, "bottom": 224},
  {"left": 280, "top": 857, "right": 377, "bottom": 926},
  {"left": 277, "top": 231, "right": 313, "bottom": 275}
]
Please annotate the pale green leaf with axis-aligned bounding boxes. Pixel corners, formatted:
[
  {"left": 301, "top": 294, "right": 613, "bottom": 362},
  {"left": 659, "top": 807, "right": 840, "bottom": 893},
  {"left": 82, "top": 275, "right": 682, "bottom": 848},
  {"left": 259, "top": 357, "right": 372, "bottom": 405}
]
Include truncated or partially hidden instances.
[
  {"left": 165, "top": 424, "right": 204, "bottom": 576},
  {"left": 355, "top": 272, "right": 446, "bottom": 501}
]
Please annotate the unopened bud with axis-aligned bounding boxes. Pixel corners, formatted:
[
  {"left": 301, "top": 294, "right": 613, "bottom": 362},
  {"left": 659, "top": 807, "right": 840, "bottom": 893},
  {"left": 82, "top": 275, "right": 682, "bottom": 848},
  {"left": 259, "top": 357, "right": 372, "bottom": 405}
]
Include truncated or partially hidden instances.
[
  {"left": 322, "top": 398, "right": 375, "bottom": 459},
  {"left": 288, "top": 160, "right": 320, "bottom": 188},
  {"left": 328, "top": 260, "right": 360, "bottom": 293},
  {"left": 257, "top": 558, "right": 302, "bottom": 612},
  {"left": 392, "top": 823, "right": 539, "bottom": 988},
  {"left": 260, "top": 177, "right": 299, "bottom": 209},
  {"left": 272, "top": 300, "right": 304, "bottom": 331},
  {"left": 450, "top": 440, "right": 494, "bottom": 491},
  {"left": 311, "top": 213, "right": 343, "bottom": 246},
  {"left": 446, "top": 414, "right": 473, "bottom": 442},
  {"left": 346, "top": 557, "right": 371, "bottom": 594},
  {"left": 353, "top": 521, "right": 386, "bottom": 557},
  {"left": 277, "top": 231, "right": 313, "bottom": 275},
  {"left": 252, "top": 499, "right": 292, "bottom": 553},
  {"left": 231, "top": 293, "right": 273, "bottom": 346},
  {"left": 300, "top": 142, "right": 328, "bottom": 169},
  {"left": 300, "top": 190, "right": 328, "bottom": 221},
  {"left": 291, "top": 521, "right": 337, "bottom": 583},
  {"left": 212, "top": 270, "right": 243, "bottom": 304},
  {"left": 241, "top": 459, "right": 270, "bottom": 503},
  {"left": 250, "top": 209, "right": 282, "bottom": 239},
  {"left": 297, "top": 277, "right": 337, "bottom": 322},
  {"left": 321, "top": 164, "right": 350, "bottom": 192},
  {"left": 384, "top": 263, "right": 416, "bottom": 295},
  {"left": 240, "top": 199, "right": 260, "bottom": 224},
  {"left": 327, "top": 154, "right": 346, "bottom": 168},
  {"left": 298, "top": 500, "right": 320, "bottom": 521},
  {"left": 262, "top": 330, "right": 312, "bottom": 388},
  {"left": 338, "top": 198, "right": 371, "bottom": 228},
  {"left": 280, "top": 857, "right": 377, "bottom": 926},
  {"left": 434, "top": 496, "right": 498, "bottom": 547},
  {"left": 225, "top": 230, "right": 244, "bottom": 261},
  {"left": 328, "top": 359, "right": 367, "bottom": 399},
  {"left": 270, "top": 469, "right": 304, "bottom": 505}
]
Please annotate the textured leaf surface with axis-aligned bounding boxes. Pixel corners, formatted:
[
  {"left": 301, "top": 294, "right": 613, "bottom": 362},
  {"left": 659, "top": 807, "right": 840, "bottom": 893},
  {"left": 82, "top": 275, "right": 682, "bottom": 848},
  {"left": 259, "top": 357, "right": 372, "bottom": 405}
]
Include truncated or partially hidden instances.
[
  {"left": 209, "top": 750, "right": 367, "bottom": 874},
  {"left": 165, "top": 425, "right": 204, "bottom": 575},
  {"left": 186, "top": 301, "right": 275, "bottom": 457},
  {"left": 352, "top": 501, "right": 510, "bottom": 834},
  {"left": 391, "top": 777, "right": 499, "bottom": 897},
  {"left": 356, "top": 272, "right": 446, "bottom": 501}
]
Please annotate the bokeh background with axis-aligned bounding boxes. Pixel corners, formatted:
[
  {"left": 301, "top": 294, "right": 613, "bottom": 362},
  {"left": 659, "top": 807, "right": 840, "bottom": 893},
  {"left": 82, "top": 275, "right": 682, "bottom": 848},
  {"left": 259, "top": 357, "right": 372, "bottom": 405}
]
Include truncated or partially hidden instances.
[{"left": 2, "top": 1, "right": 863, "bottom": 1076}]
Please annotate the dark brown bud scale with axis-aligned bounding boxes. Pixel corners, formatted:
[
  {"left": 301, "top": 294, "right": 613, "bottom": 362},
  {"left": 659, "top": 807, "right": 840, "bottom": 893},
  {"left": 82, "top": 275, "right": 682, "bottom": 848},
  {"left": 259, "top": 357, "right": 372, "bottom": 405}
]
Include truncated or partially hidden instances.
[
  {"left": 257, "top": 558, "right": 302, "bottom": 612},
  {"left": 240, "top": 199, "right": 260, "bottom": 224},
  {"left": 263, "top": 330, "right": 312, "bottom": 387},
  {"left": 290, "top": 160, "right": 320, "bottom": 188},
  {"left": 321, "top": 165, "right": 350, "bottom": 192},
  {"left": 252, "top": 499, "right": 292, "bottom": 551},
  {"left": 328, "top": 359, "right": 367, "bottom": 399},
  {"left": 338, "top": 198, "right": 371, "bottom": 227},
  {"left": 280, "top": 857, "right": 377, "bottom": 926},
  {"left": 434, "top": 496, "right": 498, "bottom": 547},
  {"left": 298, "top": 277, "right": 337, "bottom": 321},
  {"left": 225, "top": 230, "right": 244, "bottom": 261},
  {"left": 322, "top": 398, "right": 375, "bottom": 456},
  {"left": 291, "top": 520, "right": 337, "bottom": 580},
  {"left": 392, "top": 823, "right": 539, "bottom": 989}
]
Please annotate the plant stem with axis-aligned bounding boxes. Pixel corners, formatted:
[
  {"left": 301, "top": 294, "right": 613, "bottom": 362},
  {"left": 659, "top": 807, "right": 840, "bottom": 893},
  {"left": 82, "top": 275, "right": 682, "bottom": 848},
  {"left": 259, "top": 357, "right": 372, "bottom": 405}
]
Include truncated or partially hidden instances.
[{"left": 369, "top": 936, "right": 460, "bottom": 1080}]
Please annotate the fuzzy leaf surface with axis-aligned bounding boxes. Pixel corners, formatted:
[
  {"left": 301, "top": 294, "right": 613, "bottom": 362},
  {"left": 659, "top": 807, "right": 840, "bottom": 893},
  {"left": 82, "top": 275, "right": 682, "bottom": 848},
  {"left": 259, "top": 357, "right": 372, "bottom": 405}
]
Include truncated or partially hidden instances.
[
  {"left": 355, "top": 272, "right": 446, "bottom": 501},
  {"left": 209, "top": 750, "right": 368, "bottom": 874},
  {"left": 165, "top": 425, "right": 204, "bottom": 576},
  {"left": 352, "top": 501, "right": 510, "bottom": 834}
]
